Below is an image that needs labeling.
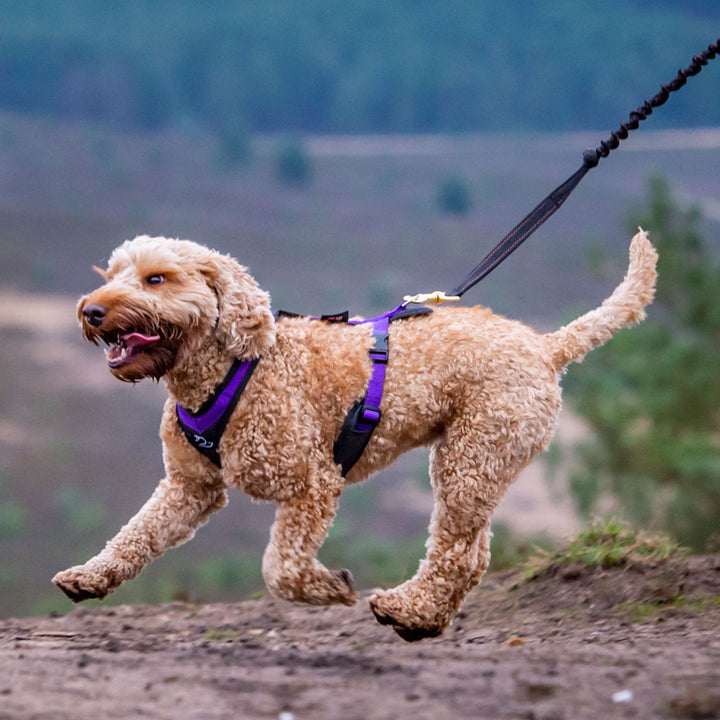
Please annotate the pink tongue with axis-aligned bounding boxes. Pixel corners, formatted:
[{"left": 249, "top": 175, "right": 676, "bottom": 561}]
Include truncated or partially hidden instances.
[{"left": 122, "top": 332, "right": 160, "bottom": 348}]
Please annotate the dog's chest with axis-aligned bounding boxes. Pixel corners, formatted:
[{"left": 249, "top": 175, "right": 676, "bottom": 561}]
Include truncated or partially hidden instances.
[{"left": 217, "top": 391, "right": 315, "bottom": 502}]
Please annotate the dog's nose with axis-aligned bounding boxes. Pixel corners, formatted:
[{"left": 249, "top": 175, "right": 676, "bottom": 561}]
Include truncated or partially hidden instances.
[{"left": 82, "top": 303, "right": 108, "bottom": 327}]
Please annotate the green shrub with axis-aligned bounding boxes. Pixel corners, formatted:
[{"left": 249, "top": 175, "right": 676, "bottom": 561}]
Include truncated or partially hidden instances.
[
  {"left": 437, "top": 176, "right": 472, "bottom": 215},
  {"left": 276, "top": 141, "right": 312, "bottom": 186},
  {"left": 565, "top": 177, "right": 720, "bottom": 551},
  {"left": 525, "top": 517, "right": 685, "bottom": 578}
]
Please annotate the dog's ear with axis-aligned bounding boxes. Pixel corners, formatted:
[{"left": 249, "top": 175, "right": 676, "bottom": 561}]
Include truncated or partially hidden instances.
[
  {"left": 92, "top": 265, "right": 109, "bottom": 281},
  {"left": 200, "top": 251, "right": 276, "bottom": 358}
]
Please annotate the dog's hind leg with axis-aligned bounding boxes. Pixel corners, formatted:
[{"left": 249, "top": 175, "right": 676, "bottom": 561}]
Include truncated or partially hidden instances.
[
  {"left": 369, "top": 408, "right": 544, "bottom": 641},
  {"left": 261, "top": 478, "right": 357, "bottom": 606}
]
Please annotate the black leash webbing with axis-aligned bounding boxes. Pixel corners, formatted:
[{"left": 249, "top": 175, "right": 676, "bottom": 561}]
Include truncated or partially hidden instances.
[
  {"left": 447, "top": 164, "right": 590, "bottom": 297},
  {"left": 447, "top": 37, "right": 720, "bottom": 300}
]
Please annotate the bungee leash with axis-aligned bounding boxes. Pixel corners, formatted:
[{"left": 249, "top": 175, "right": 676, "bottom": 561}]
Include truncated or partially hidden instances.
[
  {"left": 403, "top": 37, "right": 720, "bottom": 306},
  {"left": 180, "top": 39, "right": 720, "bottom": 474}
]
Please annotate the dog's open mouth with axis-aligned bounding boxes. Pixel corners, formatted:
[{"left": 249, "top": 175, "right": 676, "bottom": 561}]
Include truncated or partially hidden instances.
[{"left": 101, "top": 332, "right": 161, "bottom": 368}]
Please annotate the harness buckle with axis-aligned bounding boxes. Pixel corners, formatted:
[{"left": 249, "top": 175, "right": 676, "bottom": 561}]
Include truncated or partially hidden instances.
[
  {"left": 403, "top": 290, "right": 460, "bottom": 305},
  {"left": 357, "top": 404, "right": 382, "bottom": 429},
  {"left": 368, "top": 333, "right": 389, "bottom": 364}
]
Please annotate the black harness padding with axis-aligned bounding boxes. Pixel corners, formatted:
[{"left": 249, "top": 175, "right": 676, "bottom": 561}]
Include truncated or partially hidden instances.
[
  {"left": 275, "top": 309, "right": 350, "bottom": 322},
  {"left": 176, "top": 357, "right": 260, "bottom": 467},
  {"left": 382, "top": 306, "right": 434, "bottom": 322}
]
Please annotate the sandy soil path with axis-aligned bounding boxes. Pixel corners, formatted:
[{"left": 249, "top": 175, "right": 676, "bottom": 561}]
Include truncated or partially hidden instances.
[{"left": 2, "top": 555, "right": 719, "bottom": 720}]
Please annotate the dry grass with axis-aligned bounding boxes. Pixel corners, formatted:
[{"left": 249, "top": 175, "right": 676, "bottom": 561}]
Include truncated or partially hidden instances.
[{"left": 524, "top": 516, "right": 687, "bottom": 579}]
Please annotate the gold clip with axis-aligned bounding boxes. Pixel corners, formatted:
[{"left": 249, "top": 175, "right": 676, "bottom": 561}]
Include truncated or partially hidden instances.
[{"left": 403, "top": 291, "right": 461, "bottom": 305}]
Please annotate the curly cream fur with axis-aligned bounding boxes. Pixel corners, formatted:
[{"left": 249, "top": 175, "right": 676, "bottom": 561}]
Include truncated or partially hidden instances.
[{"left": 53, "top": 230, "right": 657, "bottom": 641}]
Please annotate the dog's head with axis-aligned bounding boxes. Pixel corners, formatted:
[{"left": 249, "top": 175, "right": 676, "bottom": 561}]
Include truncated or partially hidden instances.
[{"left": 78, "top": 236, "right": 275, "bottom": 382}]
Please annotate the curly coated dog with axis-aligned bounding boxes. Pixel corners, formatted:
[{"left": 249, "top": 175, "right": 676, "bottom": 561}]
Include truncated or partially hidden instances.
[{"left": 53, "top": 230, "right": 657, "bottom": 640}]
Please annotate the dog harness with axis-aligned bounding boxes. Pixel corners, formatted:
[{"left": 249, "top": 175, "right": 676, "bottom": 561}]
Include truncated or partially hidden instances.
[
  {"left": 275, "top": 303, "right": 432, "bottom": 475},
  {"left": 176, "top": 357, "right": 260, "bottom": 467},
  {"left": 176, "top": 304, "right": 431, "bottom": 472},
  {"left": 175, "top": 304, "right": 430, "bottom": 471}
]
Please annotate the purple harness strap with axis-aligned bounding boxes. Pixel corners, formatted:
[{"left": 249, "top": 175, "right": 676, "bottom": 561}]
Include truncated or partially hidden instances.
[
  {"left": 352, "top": 315, "right": 389, "bottom": 432},
  {"left": 176, "top": 357, "right": 260, "bottom": 467},
  {"left": 333, "top": 304, "right": 408, "bottom": 476}
]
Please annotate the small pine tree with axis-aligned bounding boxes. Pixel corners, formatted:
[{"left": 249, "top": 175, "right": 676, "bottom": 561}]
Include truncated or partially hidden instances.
[
  {"left": 215, "top": 114, "right": 251, "bottom": 171},
  {"left": 276, "top": 141, "right": 312, "bottom": 186},
  {"left": 437, "top": 177, "right": 472, "bottom": 215},
  {"left": 565, "top": 176, "right": 720, "bottom": 551}
]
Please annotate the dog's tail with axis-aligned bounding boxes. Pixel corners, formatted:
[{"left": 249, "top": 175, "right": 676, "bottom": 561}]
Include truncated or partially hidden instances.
[{"left": 544, "top": 229, "right": 658, "bottom": 371}]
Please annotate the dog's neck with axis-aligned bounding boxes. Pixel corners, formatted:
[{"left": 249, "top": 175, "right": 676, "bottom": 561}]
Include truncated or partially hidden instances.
[
  {"left": 163, "top": 305, "right": 277, "bottom": 411},
  {"left": 163, "top": 338, "right": 244, "bottom": 412}
]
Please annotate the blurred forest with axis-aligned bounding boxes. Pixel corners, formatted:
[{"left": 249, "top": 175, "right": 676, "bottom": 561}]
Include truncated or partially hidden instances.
[
  {"left": 0, "top": 1, "right": 719, "bottom": 137},
  {"left": 0, "top": 2, "right": 719, "bottom": 618}
]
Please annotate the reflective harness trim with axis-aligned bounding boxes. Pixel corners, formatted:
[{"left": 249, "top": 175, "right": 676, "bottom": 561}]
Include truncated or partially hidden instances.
[{"left": 176, "top": 357, "right": 260, "bottom": 467}]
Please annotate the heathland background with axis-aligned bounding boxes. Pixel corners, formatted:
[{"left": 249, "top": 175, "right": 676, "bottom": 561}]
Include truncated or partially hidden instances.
[{"left": 1, "top": 2, "right": 719, "bottom": 618}]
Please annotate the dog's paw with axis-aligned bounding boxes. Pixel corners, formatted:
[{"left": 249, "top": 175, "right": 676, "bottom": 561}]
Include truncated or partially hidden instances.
[
  {"left": 52, "top": 566, "right": 112, "bottom": 603},
  {"left": 264, "top": 559, "right": 357, "bottom": 606},
  {"left": 369, "top": 589, "right": 446, "bottom": 642},
  {"left": 329, "top": 568, "right": 357, "bottom": 606}
]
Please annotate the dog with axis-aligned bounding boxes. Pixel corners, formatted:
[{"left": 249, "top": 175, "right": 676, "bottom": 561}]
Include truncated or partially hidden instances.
[{"left": 53, "top": 230, "right": 657, "bottom": 640}]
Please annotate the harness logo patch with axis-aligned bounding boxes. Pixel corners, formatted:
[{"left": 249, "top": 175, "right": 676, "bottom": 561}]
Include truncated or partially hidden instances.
[{"left": 187, "top": 433, "right": 214, "bottom": 450}]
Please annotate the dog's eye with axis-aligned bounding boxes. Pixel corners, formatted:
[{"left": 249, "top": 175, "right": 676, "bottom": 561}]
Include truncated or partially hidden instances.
[{"left": 145, "top": 274, "right": 166, "bottom": 286}]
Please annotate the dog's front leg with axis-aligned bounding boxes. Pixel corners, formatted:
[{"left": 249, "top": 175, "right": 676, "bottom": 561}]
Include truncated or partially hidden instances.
[
  {"left": 53, "top": 472, "right": 226, "bottom": 602},
  {"left": 262, "top": 486, "right": 356, "bottom": 606}
]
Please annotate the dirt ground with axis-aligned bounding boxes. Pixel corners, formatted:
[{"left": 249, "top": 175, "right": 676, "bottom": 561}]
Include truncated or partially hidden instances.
[{"left": 2, "top": 555, "right": 719, "bottom": 720}]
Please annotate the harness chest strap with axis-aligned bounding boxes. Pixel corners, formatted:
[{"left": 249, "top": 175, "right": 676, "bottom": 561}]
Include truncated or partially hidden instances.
[{"left": 176, "top": 357, "right": 260, "bottom": 468}]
